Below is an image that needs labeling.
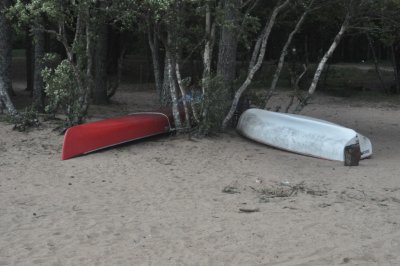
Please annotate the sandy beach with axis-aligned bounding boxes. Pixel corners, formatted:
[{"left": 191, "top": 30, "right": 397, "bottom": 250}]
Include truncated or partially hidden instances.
[{"left": 1, "top": 86, "right": 400, "bottom": 265}]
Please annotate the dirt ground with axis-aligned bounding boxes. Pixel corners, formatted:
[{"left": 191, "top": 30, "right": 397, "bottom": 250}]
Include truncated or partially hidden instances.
[{"left": 1, "top": 80, "right": 400, "bottom": 265}]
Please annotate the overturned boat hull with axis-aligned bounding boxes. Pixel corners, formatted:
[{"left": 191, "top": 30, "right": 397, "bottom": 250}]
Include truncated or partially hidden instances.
[
  {"left": 237, "top": 109, "right": 372, "bottom": 162},
  {"left": 61, "top": 112, "right": 172, "bottom": 160}
]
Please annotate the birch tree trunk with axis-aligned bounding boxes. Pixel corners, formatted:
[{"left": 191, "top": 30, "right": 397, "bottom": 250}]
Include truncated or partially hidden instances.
[
  {"left": 200, "top": 0, "right": 217, "bottom": 124},
  {"left": 201, "top": 1, "right": 216, "bottom": 96},
  {"left": 167, "top": 55, "right": 182, "bottom": 129},
  {"left": 161, "top": 55, "right": 171, "bottom": 106},
  {"left": 176, "top": 62, "right": 191, "bottom": 128},
  {"left": 221, "top": 0, "right": 291, "bottom": 129},
  {"left": 294, "top": 13, "right": 351, "bottom": 113},
  {"left": 264, "top": 2, "right": 312, "bottom": 108},
  {"left": 148, "top": 24, "right": 162, "bottom": 97},
  {"left": 0, "top": 79, "right": 17, "bottom": 115},
  {"left": 166, "top": 29, "right": 182, "bottom": 130}
]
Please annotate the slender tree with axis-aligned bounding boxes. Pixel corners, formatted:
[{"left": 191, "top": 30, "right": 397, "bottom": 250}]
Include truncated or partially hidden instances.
[
  {"left": 32, "top": 16, "right": 45, "bottom": 112},
  {"left": 13, "top": 0, "right": 95, "bottom": 125},
  {"left": 165, "top": 1, "right": 183, "bottom": 129},
  {"left": 264, "top": 0, "right": 315, "bottom": 108},
  {"left": 147, "top": 22, "right": 163, "bottom": 99},
  {"left": 25, "top": 29, "right": 34, "bottom": 92},
  {"left": 0, "top": 0, "right": 17, "bottom": 115},
  {"left": 222, "top": 0, "right": 291, "bottom": 129},
  {"left": 379, "top": 0, "right": 400, "bottom": 93},
  {"left": 200, "top": 0, "right": 217, "bottom": 123},
  {"left": 93, "top": 23, "right": 109, "bottom": 104},
  {"left": 0, "top": 0, "right": 13, "bottom": 94},
  {"left": 366, "top": 33, "right": 388, "bottom": 93},
  {"left": 92, "top": 0, "right": 110, "bottom": 104},
  {"left": 294, "top": 7, "right": 351, "bottom": 113},
  {"left": 217, "top": 0, "right": 240, "bottom": 99}
]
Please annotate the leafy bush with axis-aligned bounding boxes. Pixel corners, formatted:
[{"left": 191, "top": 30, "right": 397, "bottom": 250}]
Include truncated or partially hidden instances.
[
  {"left": 11, "top": 108, "right": 40, "bottom": 132},
  {"left": 194, "top": 77, "right": 231, "bottom": 135},
  {"left": 43, "top": 58, "right": 86, "bottom": 126}
]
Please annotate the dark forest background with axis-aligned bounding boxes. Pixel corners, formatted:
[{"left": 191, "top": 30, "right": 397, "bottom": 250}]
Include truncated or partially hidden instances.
[{"left": 1, "top": 0, "right": 400, "bottom": 133}]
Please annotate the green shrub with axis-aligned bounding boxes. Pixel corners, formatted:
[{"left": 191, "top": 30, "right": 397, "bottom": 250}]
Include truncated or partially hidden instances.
[
  {"left": 194, "top": 77, "right": 231, "bottom": 135},
  {"left": 43, "top": 59, "right": 87, "bottom": 126},
  {"left": 11, "top": 108, "right": 40, "bottom": 132}
]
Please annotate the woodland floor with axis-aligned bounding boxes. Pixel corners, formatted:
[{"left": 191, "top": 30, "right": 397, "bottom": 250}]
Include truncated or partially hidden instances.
[{"left": 1, "top": 71, "right": 400, "bottom": 265}]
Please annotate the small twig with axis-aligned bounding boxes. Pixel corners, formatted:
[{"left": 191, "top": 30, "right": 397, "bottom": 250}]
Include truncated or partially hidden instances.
[
  {"left": 239, "top": 207, "right": 260, "bottom": 213},
  {"left": 222, "top": 185, "right": 240, "bottom": 194}
]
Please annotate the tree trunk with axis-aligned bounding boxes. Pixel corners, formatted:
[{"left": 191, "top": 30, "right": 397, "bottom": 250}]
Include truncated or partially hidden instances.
[
  {"left": 93, "top": 23, "right": 109, "bottom": 104},
  {"left": 285, "top": 63, "right": 307, "bottom": 113},
  {"left": 105, "top": 29, "right": 126, "bottom": 100},
  {"left": 217, "top": 0, "right": 240, "bottom": 99},
  {"left": 321, "top": 63, "right": 331, "bottom": 91},
  {"left": 0, "top": 79, "right": 17, "bottom": 115},
  {"left": 222, "top": 0, "right": 291, "bottom": 129},
  {"left": 391, "top": 44, "right": 400, "bottom": 94},
  {"left": 32, "top": 17, "right": 46, "bottom": 112},
  {"left": 166, "top": 52, "right": 182, "bottom": 129},
  {"left": 148, "top": 24, "right": 162, "bottom": 96},
  {"left": 366, "top": 34, "right": 387, "bottom": 93},
  {"left": 304, "top": 34, "right": 309, "bottom": 66},
  {"left": 86, "top": 8, "right": 94, "bottom": 100},
  {"left": 0, "top": 0, "right": 17, "bottom": 115},
  {"left": 0, "top": 0, "right": 14, "bottom": 98},
  {"left": 25, "top": 28, "right": 34, "bottom": 92},
  {"left": 166, "top": 28, "right": 182, "bottom": 130},
  {"left": 199, "top": 0, "right": 218, "bottom": 127},
  {"left": 201, "top": 1, "right": 216, "bottom": 97},
  {"left": 294, "top": 13, "right": 350, "bottom": 113},
  {"left": 176, "top": 62, "right": 191, "bottom": 128},
  {"left": 107, "top": 44, "right": 126, "bottom": 100},
  {"left": 264, "top": 3, "right": 311, "bottom": 108},
  {"left": 161, "top": 54, "right": 171, "bottom": 106}
]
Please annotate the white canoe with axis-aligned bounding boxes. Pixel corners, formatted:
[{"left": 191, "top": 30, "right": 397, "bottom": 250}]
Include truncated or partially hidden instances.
[{"left": 236, "top": 109, "right": 372, "bottom": 162}]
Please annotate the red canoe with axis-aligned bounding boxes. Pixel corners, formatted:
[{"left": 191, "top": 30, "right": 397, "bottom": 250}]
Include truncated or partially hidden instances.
[{"left": 61, "top": 112, "right": 172, "bottom": 160}]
